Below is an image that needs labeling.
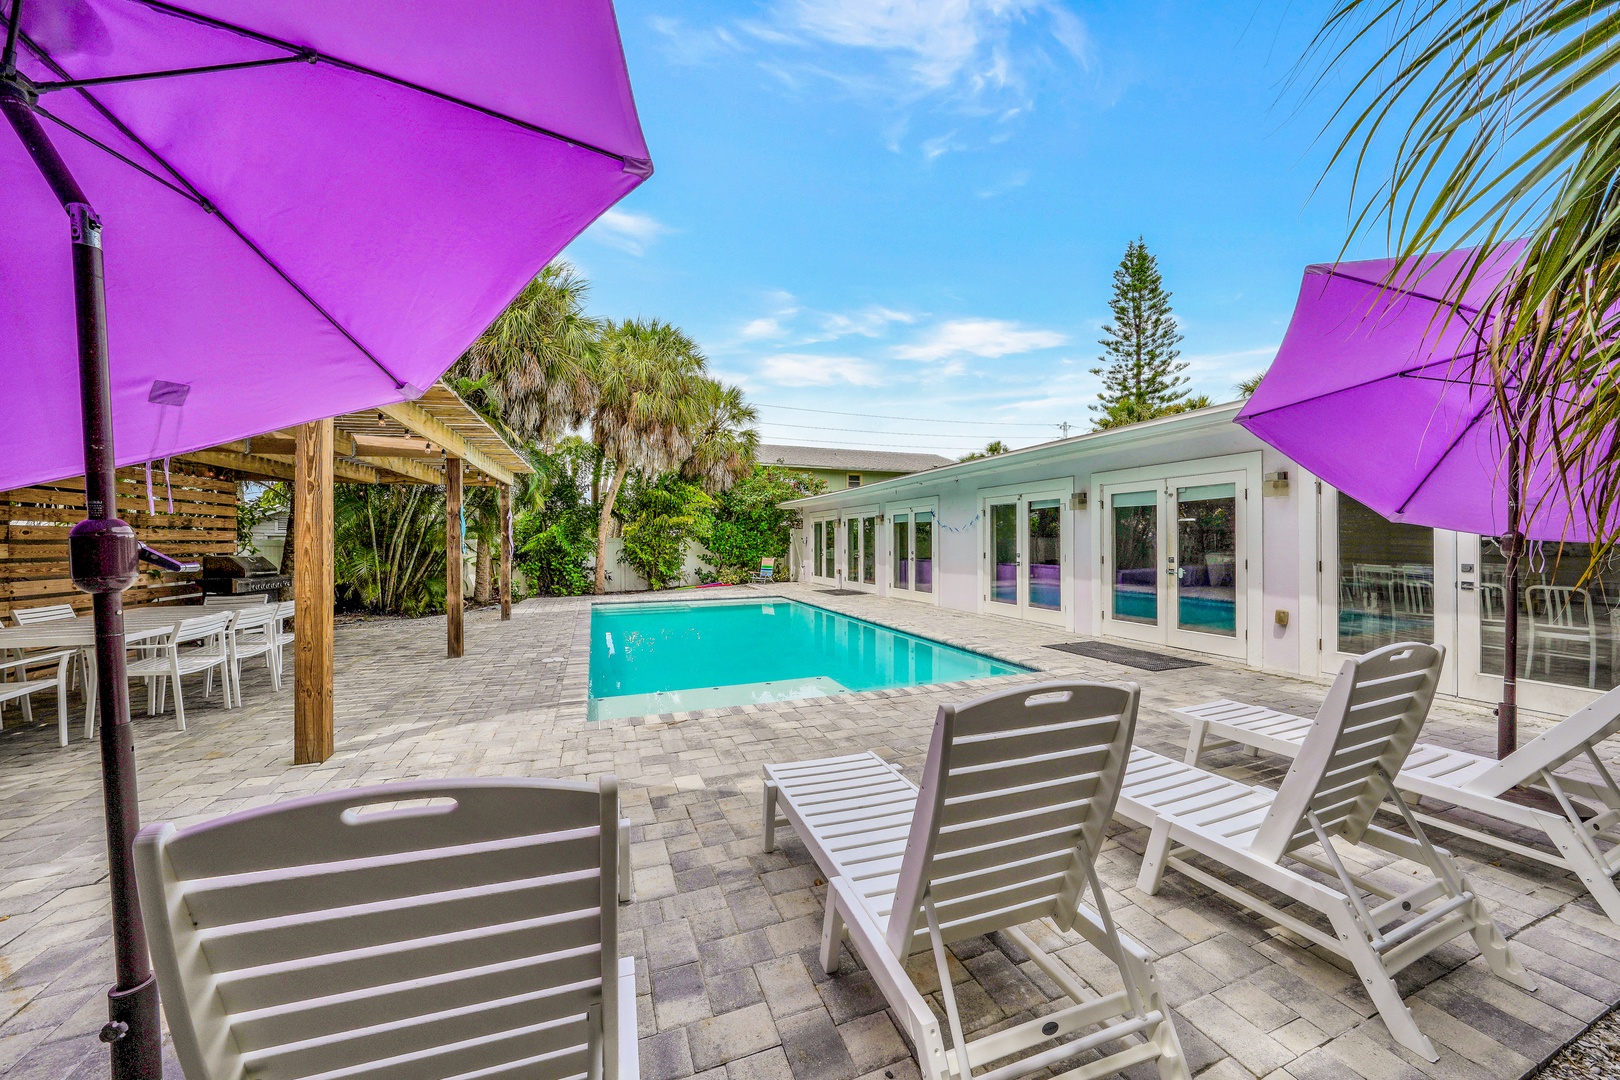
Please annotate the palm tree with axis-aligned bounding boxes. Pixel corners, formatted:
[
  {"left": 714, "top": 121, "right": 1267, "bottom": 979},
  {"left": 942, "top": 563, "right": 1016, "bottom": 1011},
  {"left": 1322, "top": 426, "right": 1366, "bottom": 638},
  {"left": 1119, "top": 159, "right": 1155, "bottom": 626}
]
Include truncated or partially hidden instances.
[
  {"left": 452, "top": 261, "right": 602, "bottom": 444},
  {"left": 681, "top": 379, "right": 759, "bottom": 493},
  {"left": 589, "top": 320, "right": 709, "bottom": 594}
]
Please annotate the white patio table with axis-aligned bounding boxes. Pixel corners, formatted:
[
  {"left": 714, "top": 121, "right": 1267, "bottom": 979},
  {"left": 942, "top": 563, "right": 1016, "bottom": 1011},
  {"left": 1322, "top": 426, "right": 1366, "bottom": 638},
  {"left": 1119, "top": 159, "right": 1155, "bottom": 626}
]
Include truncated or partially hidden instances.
[{"left": 0, "top": 609, "right": 208, "bottom": 740}]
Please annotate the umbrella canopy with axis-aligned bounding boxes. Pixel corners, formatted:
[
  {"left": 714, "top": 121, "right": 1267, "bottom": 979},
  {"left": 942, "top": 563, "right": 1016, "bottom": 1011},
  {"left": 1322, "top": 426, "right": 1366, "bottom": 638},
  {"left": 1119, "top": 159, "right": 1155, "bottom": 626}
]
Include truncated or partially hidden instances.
[
  {"left": 2, "top": 0, "right": 650, "bottom": 492},
  {"left": 1236, "top": 243, "right": 1597, "bottom": 542}
]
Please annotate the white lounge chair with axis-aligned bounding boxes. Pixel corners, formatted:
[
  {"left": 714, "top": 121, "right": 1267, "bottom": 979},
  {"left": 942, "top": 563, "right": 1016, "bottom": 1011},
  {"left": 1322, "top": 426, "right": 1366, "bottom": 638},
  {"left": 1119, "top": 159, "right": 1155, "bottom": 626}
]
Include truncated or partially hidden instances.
[
  {"left": 1177, "top": 675, "right": 1620, "bottom": 923},
  {"left": 764, "top": 682, "right": 1190, "bottom": 1080},
  {"left": 134, "top": 776, "right": 638, "bottom": 1080},
  {"left": 1121, "top": 642, "right": 1532, "bottom": 1061}
]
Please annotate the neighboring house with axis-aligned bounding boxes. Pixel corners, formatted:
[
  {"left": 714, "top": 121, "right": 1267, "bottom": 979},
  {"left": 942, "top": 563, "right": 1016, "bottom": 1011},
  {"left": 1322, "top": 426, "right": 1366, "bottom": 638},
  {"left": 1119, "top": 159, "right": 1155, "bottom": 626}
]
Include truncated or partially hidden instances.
[
  {"left": 785, "top": 401, "right": 1617, "bottom": 718},
  {"left": 755, "top": 443, "right": 951, "bottom": 491}
]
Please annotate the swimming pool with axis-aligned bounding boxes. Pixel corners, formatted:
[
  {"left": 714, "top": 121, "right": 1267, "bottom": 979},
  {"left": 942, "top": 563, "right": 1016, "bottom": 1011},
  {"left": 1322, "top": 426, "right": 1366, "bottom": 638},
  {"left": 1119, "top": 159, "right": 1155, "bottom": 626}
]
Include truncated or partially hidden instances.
[{"left": 588, "top": 598, "right": 1029, "bottom": 720}]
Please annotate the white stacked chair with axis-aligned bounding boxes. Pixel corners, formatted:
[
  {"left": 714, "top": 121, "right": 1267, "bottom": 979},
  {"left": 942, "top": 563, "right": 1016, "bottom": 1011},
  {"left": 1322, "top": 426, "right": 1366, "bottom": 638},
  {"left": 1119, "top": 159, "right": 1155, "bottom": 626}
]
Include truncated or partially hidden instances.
[
  {"left": 1120, "top": 642, "right": 1533, "bottom": 1061},
  {"left": 764, "top": 682, "right": 1190, "bottom": 1080},
  {"left": 1527, "top": 585, "right": 1597, "bottom": 688},
  {"left": 9, "top": 601, "right": 87, "bottom": 693},
  {"left": 0, "top": 650, "right": 73, "bottom": 746},
  {"left": 134, "top": 776, "right": 637, "bottom": 1080},
  {"left": 272, "top": 600, "right": 295, "bottom": 682},
  {"left": 122, "top": 610, "right": 236, "bottom": 731},
  {"left": 228, "top": 603, "right": 283, "bottom": 698},
  {"left": 1176, "top": 679, "right": 1620, "bottom": 923}
]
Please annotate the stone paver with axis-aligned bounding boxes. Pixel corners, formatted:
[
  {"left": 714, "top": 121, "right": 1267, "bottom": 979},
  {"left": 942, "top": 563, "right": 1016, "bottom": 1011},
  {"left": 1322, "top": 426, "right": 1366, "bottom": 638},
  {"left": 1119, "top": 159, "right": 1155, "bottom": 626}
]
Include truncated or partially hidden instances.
[{"left": 0, "top": 584, "right": 1615, "bottom": 1079}]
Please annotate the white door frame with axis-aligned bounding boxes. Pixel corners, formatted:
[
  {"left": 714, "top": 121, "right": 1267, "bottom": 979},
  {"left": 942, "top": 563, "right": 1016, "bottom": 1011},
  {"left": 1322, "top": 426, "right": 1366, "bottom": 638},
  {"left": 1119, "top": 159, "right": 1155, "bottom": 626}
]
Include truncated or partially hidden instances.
[
  {"left": 884, "top": 499, "right": 941, "bottom": 605},
  {"left": 976, "top": 478, "right": 1074, "bottom": 628},
  {"left": 1092, "top": 454, "right": 1263, "bottom": 665},
  {"left": 841, "top": 506, "right": 881, "bottom": 592}
]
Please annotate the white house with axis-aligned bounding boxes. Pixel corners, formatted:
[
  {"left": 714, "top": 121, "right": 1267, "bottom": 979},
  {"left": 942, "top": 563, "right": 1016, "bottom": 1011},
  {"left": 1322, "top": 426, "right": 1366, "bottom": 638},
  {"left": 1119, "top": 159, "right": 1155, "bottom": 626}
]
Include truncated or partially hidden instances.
[{"left": 785, "top": 402, "right": 1619, "bottom": 716}]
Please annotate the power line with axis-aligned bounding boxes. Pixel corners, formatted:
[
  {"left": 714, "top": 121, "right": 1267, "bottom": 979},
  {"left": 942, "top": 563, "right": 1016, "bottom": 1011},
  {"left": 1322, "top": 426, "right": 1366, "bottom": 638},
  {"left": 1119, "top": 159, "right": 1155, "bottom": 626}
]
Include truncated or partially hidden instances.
[
  {"left": 761, "top": 421, "right": 1047, "bottom": 439},
  {"left": 755, "top": 402, "right": 1061, "bottom": 428},
  {"left": 759, "top": 436, "right": 987, "bottom": 452}
]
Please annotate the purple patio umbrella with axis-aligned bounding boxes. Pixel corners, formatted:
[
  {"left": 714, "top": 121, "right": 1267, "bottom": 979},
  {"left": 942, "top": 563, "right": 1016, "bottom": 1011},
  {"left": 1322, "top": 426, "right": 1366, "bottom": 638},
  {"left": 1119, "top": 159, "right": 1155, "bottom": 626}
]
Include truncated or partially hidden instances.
[
  {"left": 1238, "top": 245, "right": 1595, "bottom": 763},
  {"left": 1, "top": 2, "right": 649, "bottom": 1075}
]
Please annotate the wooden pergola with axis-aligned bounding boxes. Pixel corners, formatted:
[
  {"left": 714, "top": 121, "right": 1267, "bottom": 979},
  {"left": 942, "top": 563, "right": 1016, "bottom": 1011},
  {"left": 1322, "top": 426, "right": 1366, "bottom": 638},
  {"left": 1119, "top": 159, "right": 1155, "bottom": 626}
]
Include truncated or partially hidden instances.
[{"left": 179, "top": 383, "right": 531, "bottom": 764}]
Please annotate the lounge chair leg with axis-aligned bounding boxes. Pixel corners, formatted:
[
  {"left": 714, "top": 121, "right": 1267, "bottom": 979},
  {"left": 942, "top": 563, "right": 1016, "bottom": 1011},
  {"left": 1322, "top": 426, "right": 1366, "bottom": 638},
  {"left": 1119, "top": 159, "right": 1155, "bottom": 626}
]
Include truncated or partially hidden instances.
[
  {"left": 1182, "top": 720, "right": 1206, "bottom": 766},
  {"left": 819, "top": 887, "right": 846, "bottom": 975},
  {"left": 1137, "top": 820, "right": 1173, "bottom": 895},
  {"left": 1542, "top": 815, "right": 1620, "bottom": 923},
  {"left": 1465, "top": 893, "right": 1535, "bottom": 989},
  {"left": 1327, "top": 904, "right": 1438, "bottom": 1062},
  {"left": 171, "top": 656, "right": 186, "bottom": 732},
  {"left": 619, "top": 821, "right": 634, "bottom": 904},
  {"left": 762, "top": 779, "right": 779, "bottom": 852}
]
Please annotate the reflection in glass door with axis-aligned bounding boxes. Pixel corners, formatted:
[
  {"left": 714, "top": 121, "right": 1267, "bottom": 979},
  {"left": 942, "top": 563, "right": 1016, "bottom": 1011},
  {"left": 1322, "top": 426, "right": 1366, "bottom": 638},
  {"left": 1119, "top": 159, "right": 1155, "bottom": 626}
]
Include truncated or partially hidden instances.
[
  {"left": 990, "top": 502, "right": 1019, "bottom": 606},
  {"left": 892, "top": 514, "right": 909, "bottom": 589},
  {"left": 1029, "top": 500, "right": 1062, "bottom": 611},
  {"left": 845, "top": 518, "right": 858, "bottom": 585},
  {"left": 813, "top": 522, "right": 824, "bottom": 578},
  {"left": 1110, "top": 491, "right": 1159, "bottom": 625},
  {"left": 861, "top": 517, "right": 876, "bottom": 584},
  {"left": 915, "top": 512, "right": 934, "bottom": 593},
  {"left": 1173, "top": 484, "right": 1237, "bottom": 637}
]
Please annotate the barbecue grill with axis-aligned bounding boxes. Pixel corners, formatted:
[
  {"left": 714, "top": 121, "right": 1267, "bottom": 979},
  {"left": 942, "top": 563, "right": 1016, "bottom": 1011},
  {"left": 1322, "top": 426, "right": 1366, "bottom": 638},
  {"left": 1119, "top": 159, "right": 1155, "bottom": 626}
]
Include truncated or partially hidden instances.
[{"left": 201, "top": 554, "right": 291, "bottom": 596}]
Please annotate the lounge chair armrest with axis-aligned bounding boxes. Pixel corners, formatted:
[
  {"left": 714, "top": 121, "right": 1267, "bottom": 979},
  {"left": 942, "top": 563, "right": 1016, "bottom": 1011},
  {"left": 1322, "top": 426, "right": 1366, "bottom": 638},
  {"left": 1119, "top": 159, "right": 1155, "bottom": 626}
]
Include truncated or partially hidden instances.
[{"left": 827, "top": 877, "right": 942, "bottom": 1070}]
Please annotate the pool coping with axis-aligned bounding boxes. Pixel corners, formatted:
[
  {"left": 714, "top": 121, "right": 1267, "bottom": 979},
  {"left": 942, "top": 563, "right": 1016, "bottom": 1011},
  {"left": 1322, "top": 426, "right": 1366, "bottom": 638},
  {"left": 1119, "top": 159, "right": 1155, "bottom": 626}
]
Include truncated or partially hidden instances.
[{"left": 575, "top": 589, "right": 1045, "bottom": 725}]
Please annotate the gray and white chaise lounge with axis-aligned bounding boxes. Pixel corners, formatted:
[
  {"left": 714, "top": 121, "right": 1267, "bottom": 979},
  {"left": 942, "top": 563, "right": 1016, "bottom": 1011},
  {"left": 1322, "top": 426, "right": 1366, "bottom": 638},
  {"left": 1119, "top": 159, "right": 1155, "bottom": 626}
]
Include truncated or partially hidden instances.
[
  {"left": 764, "top": 682, "right": 1190, "bottom": 1080},
  {"left": 1118, "top": 642, "right": 1534, "bottom": 1062},
  {"left": 135, "top": 776, "right": 638, "bottom": 1080},
  {"left": 1177, "top": 671, "right": 1620, "bottom": 923}
]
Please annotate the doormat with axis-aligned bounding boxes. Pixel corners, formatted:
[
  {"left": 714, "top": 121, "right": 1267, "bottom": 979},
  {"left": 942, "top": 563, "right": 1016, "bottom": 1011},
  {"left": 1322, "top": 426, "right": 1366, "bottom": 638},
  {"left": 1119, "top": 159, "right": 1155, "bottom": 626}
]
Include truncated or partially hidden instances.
[
  {"left": 817, "top": 589, "right": 865, "bottom": 596},
  {"left": 1044, "top": 640, "right": 1207, "bottom": 671}
]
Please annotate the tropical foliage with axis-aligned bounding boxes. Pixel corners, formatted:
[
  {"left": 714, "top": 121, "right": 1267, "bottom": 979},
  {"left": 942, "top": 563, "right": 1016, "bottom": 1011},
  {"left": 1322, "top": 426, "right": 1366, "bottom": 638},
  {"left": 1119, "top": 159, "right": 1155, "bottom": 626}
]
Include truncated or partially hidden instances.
[
  {"left": 333, "top": 484, "right": 447, "bottom": 617},
  {"left": 618, "top": 477, "right": 713, "bottom": 590},
  {"left": 705, "top": 466, "right": 823, "bottom": 584},
  {"left": 959, "top": 440, "right": 1012, "bottom": 462}
]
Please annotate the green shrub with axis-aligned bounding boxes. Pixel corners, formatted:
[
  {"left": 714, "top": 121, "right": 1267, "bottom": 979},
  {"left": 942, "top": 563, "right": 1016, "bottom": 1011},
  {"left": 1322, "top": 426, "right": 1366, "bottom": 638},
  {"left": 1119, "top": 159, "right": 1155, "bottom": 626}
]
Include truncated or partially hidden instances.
[
  {"left": 706, "top": 466, "right": 822, "bottom": 580},
  {"left": 618, "top": 477, "right": 712, "bottom": 590}
]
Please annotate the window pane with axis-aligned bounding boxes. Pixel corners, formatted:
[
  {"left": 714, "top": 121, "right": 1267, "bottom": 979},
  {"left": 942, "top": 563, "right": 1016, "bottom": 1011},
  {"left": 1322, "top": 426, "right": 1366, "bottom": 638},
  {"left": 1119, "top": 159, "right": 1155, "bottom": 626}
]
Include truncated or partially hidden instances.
[
  {"left": 1112, "top": 494, "right": 1157, "bottom": 624},
  {"left": 892, "top": 514, "right": 909, "bottom": 589},
  {"left": 862, "top": 517, "right": 876, "bottom": 584},
  {"left": 847, "top": 519, "right": 857, "bottom": 582},
  {"left": 915, "top": 512, "right": 934, "bottom": 594},
  {"left": 1028, "top": 503, "right": 1061, "bottom": 611},
  {"left": 1336, "top": 493, "right": 1434, "bottom": 654},
  {"left": 1175, "top": 484, "right": 1236, "bottom": 636},
  {"left": 1479, "top": 540, "right": 1620, "bottom": 691},
  {"left": 813, "top": 523, "right": 823, "bottom": 577},
  {"left": 825, "top": 519, "right": 834, "bottom": 572},
  {"left": 990, "top": 503, "right": 1018, "bottom": 605}
]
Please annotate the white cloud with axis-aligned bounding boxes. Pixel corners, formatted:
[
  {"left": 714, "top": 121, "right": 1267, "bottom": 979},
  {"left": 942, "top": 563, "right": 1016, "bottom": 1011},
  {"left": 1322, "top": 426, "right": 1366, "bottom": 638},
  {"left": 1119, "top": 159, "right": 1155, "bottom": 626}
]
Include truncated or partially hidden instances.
[
  {"left": 814, "top": 306, "right": 916, "bottom": 340},
  {"left": 893, "top": 317, "right": 1066, "bottom": 361},
  {"left": 586, "top": 209, "right": 671, "bottom": 256},
  {"left": 759, "top": 353, "right": 884, "bottom": 386},
  {"left": 740, "top": 316, "right": 789, "bottom": 340}
]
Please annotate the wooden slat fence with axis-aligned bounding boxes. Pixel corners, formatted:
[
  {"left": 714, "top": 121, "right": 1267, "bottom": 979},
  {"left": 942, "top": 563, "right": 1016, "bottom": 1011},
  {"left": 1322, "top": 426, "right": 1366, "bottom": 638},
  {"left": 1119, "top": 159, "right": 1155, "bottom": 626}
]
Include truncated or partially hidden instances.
[{"left": 0, "top": 465, "right": 238, "bottom": 619}]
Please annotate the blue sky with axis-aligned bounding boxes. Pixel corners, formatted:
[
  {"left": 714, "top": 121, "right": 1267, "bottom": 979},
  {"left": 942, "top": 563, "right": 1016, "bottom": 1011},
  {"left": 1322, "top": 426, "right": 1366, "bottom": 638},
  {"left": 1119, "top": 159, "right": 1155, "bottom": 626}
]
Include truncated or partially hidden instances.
[{"left": 562, "top": 0, "right": 1387, "bottom": 457}]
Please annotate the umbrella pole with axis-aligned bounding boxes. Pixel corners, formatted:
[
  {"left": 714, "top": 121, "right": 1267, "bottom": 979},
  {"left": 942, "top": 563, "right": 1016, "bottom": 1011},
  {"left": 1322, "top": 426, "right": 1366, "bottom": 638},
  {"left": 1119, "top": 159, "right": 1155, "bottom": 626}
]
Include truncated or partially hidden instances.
[{"left": 1, "top": 88, "right": 163, "bottom": 1079}]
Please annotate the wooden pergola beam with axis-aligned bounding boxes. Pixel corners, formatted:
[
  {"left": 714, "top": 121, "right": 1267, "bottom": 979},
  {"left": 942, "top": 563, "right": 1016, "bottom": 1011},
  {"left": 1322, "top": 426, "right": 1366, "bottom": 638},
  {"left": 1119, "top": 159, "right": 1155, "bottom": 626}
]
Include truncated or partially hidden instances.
[
  {"left": 293, "top": 420, "right": 335, "bottom": 765},
  {"left": 379, "top": 400, "right": 515, "bottom": 487},
  {"left": 182, "top": 449, "right": 379, "bottom": 486},
  {"left": 356, "top": 455, "right": 444, "bottom": 486}
]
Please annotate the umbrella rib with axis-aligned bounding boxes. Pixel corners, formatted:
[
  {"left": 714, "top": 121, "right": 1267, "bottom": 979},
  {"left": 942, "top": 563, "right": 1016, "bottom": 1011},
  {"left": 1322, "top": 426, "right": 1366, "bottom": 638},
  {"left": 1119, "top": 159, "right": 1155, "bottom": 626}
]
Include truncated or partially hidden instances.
[
  {"left": 1240, "top": 344, "right": 1493, "bottom": 420},
  {"left": 130, "top": 0, "right": 646, "bottom": 169},
  {"left": 33, "top": 106, "right": 205, "bottom": 206},
  {"left": 1393, "top": 399, "right": 1497, "bottom": 519},
  {"left": 20, "top": 33, "right": 413, "bottom": 392},
  {"left": 1311, "top": 266, "right": 1486, "bottom": 318}
]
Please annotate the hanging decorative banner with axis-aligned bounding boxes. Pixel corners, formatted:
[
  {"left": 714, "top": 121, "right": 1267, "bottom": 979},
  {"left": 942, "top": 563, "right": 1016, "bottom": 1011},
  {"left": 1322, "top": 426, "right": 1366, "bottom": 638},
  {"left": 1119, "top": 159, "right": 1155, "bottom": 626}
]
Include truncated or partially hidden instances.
[{"left": 937, "top": 513, "right": 981, "bottom": 534}]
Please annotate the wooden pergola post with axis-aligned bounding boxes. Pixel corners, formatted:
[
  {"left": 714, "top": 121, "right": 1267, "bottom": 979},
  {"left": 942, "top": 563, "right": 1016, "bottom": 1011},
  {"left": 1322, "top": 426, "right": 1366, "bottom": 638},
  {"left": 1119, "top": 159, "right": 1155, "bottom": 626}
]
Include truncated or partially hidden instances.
[
  {"left": 293, "top": 419, "right": 335, "bottom": 764},
  {"left": 499, "top": 484, "right": 513, "bottom": 621},
  {"left": 446, "top": 456, "right": 464, "bottom": 658}
]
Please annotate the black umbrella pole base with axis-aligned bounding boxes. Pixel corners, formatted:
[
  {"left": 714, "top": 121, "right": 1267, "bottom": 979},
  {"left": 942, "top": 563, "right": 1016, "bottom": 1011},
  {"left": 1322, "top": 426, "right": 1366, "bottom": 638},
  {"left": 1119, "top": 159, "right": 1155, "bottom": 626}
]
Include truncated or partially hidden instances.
[{"left": 105, "top": 976, "right": 161, "bottom": 1077}]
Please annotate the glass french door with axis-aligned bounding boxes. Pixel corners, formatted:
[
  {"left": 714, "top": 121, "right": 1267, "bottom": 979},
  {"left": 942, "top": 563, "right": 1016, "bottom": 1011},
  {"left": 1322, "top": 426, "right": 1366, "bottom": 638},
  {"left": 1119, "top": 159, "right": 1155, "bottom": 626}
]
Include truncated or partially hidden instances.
[
  {"left": 1101, "top": 473, "right": 1248, "bottom": 657},
  {"left": 888, "top": 508, "right": 937, "bottom": 601},
  {"left": 843, "top": 515, "right": 877, "bottom": 588},
  {"left": 982, "top": 495, "right": 1066, "bottom": 626}
]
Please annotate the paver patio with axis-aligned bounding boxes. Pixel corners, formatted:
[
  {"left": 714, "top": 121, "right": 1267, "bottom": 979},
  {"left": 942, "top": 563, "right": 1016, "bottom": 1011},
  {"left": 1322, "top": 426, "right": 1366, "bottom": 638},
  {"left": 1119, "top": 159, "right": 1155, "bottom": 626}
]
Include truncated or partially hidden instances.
[{"left": 1, "top": 584, "right": 1616, "bottom": 1080}]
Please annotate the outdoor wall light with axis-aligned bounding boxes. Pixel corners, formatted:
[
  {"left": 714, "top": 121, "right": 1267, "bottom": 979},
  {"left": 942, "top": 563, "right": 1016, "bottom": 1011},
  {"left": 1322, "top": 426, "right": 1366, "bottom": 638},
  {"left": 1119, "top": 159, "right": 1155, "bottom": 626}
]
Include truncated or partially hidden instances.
[
  {"left": 1069, "top": 491, "right": 1088, "bottom": 510},
  {"left": 1263, "top": 470, "right": 1290, "bottom": 496}
]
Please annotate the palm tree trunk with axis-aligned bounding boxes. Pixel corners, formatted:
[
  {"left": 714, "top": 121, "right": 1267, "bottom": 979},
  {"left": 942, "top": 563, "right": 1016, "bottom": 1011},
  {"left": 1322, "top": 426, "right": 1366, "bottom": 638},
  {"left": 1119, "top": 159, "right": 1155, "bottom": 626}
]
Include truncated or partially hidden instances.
[
  {"left": 474, "top": 538, "right": 492, "bottom": 604},
  {"left": 595, "top": 463, "right": 626, "bottom": 595}
]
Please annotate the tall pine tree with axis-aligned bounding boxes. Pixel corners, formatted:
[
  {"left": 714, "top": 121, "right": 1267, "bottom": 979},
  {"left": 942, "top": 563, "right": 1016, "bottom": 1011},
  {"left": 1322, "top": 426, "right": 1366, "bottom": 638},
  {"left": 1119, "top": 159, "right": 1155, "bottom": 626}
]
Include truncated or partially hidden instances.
[{"left": 1090, "top": 238, "right": 1189, "bottom": 430}]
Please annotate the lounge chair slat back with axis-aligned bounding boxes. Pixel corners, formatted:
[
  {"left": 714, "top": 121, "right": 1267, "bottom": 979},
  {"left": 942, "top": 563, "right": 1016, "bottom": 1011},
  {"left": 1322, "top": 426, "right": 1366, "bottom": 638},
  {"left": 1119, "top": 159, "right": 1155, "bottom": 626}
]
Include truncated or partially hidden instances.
[
  {"left": 1466, "top": 684, "right": 1620, "bottom": 797},
  {"left": 885, "top": 683, "right": 1137, "bottom": 956},
  {"left": 136, "top": 777, "right": 628, "bottom": 1080},
  {"left": 1251, "top": 642, "right": 1444, "bottom": 862}
]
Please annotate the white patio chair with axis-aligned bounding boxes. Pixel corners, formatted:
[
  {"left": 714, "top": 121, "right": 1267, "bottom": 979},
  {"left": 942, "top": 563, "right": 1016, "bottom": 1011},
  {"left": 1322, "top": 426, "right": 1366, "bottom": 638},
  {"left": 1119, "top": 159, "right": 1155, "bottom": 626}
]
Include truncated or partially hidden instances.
[
  {"left": 1176, "top": 679, "right": 1620, "bottom": 924},
  {"left": 8, "top": 602, "right": 87, "bottom": 692},
  {"left": 134, "top": 776, "right": 637, "bottom": 1080},
  {"left": 1527, "top": 585, "right": 1597, "bottom": 688},
  {"left": 763, "top": 682, "right": 1190, "bottom": 1080},
  {"left": 124, "top": 611, "right": 235, "bottom": 731},
  {"left": 1121, "top": 642, "right": 1532, "bottom": 1062},
  {"left": 0, "top": 650, "right": 73, "bottom": 746},
  {"left": 227, "top": 604, "right": 283, "bottom": 698},
  {"left": 272, "top": 600, "right": 295, "bottom": 682}
]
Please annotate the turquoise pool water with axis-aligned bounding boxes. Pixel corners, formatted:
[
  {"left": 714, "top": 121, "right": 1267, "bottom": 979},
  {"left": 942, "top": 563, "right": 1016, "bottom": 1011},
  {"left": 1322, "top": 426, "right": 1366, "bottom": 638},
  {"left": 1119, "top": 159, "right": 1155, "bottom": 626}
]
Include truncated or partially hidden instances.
[{"left": 589, "top": 598, "right": 1028, "bottom": 720}]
